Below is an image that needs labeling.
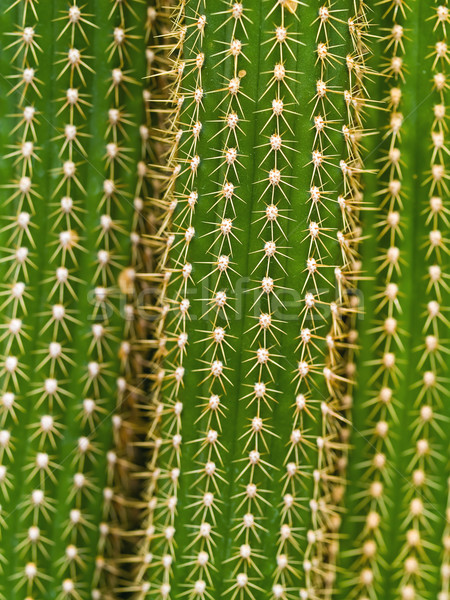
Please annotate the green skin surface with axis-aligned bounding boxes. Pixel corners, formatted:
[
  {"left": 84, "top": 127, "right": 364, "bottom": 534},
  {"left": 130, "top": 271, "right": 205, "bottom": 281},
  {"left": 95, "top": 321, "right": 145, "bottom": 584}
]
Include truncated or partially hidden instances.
[
  {"left": 0, "top": 0, "right": 147, "bottom": 598},
  {"left": 146, "top": 1, "right": 360, "bottom": 598},
  {"left": 337, "top": 1, "right": 450, "bottom": 599}
]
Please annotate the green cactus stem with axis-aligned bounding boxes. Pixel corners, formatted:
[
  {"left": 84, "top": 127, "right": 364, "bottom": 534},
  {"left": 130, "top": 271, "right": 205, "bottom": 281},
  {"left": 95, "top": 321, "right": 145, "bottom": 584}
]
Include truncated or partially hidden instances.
[
  {"left": 0, "top": 0, "right": 148, "bottom": 598},
  {"left": 337, "top": 2, "right": 450, "bottom": 600},
  {"left": 1, "top": 1, "right": 448, "bottom": 600},
  {"left": 132, "top": 1, "right": 370, "bottom": 599}
]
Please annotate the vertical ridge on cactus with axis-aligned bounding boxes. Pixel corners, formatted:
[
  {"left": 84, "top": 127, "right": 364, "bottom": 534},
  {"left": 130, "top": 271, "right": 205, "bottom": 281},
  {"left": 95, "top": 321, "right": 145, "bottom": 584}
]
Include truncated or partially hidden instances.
[
  {"left": 0, "top": 1, "right": 148, "bottom": 598},
  {"left": 91, "top": 0, "right": 152, "bottom": 597},
  {"left": 337, "top": 2, "right": 450, "bottom": 600},
  {"left": 132, "top": 2, "right": 370, "bottom": 599},
  {"left": 99, "top": 4, "right": 166, "bottom": 598}
]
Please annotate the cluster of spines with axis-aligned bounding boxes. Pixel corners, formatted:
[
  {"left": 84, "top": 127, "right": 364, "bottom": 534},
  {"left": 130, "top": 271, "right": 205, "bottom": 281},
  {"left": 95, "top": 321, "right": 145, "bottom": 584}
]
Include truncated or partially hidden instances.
[
  {"left": 133, "top": 1, "right": 374, "bottom": 599},
  {"left": 1, "top": 0, "right": 40, "bottom": 413},
  {"left": 129, "top": 1, "right": 192, "bottom": 598},
  {"left": 139, "top": 2, "right": 254, "bottom": 597},
  {"left": 181, "top": 3, "right": 253, "bottom": 600},
  {"left": 393, "top": 4, "right": 450, "bottom": 600},
  {"left": 44, "top": 4, "right": 100, "bottom": 598},
  {"left": 118, "top": 3, "right": 179, "bottom": 597},
  {"left": 339, "top": 0, "right": 371, "bottom": 438},
  {"left": 295, "top": 3, "right": 371, "bottom": 598},
  {"left": 197, "top": 0, "right": 307, "bottom": 596},
  {"left": 320, "top": 2, "right": 371, "bottom": 597},
  {"left": 303, "top": 5, "right": 344, "bottom": 596},
  {"left": 1, "top": 1, "right": 101, "bottom": 597}
]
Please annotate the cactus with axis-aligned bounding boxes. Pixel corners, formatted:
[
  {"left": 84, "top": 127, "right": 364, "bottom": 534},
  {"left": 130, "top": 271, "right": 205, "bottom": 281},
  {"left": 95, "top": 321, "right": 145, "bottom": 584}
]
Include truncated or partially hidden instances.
[
  {"left": 0, "top": 0, "right": 149, "bottom": 598},
  {"left": 129, "top": 1, "right": 450, "bottom": 600},
  {"left": 337, "top": 2, "right": 450, "bottom": 600},
  {"left": 1, "top": 1, "right": 449, "bottom": 600},
  {"left": 133, "top": 1, "right": 369, "bottom": 598}
]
